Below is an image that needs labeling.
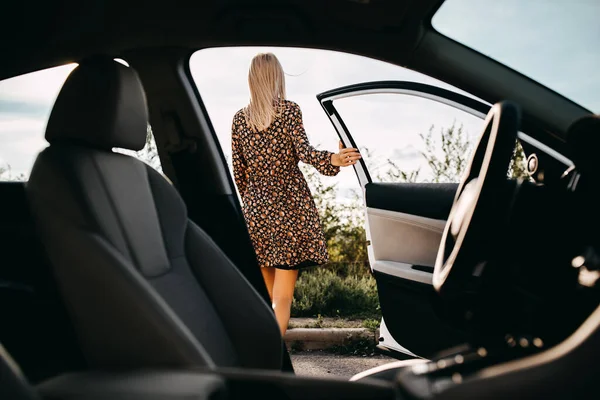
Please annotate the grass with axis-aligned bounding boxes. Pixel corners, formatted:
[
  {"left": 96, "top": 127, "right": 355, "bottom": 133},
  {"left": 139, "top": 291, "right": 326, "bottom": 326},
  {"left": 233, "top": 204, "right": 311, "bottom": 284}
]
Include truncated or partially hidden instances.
[
  {"left": 361, "top": 318, "right": 380, "bottom": 331},
  {"left": 288, "top": 317, "right": 367, "bottom": 329},
  {"left": 292, "top": 267, "right": 381, "bottom": 320}
]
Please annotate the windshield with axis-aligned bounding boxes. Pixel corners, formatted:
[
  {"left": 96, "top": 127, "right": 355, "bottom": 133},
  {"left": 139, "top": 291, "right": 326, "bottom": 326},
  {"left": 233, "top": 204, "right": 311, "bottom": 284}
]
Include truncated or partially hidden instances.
[{"left": 432, "top": 0, "right": 600, "bottom": 113}]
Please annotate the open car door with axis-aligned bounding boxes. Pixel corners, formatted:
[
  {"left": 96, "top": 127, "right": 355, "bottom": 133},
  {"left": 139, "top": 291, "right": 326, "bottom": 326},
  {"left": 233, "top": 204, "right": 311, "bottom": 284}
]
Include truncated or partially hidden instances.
[{"left": 317, "top": 81, "right": 494, "bottom": 359}]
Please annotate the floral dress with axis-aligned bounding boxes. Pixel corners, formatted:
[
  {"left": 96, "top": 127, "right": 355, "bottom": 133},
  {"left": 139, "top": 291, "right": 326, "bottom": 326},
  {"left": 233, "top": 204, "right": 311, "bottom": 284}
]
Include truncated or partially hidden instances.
[{"left": 231, "top": 100, "right": 340, "bottom": 269}]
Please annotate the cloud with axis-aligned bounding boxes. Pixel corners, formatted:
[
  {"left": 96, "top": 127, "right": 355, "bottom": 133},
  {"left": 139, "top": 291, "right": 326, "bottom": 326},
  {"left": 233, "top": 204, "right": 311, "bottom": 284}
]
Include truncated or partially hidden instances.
[
  {"left": 0, "top": 64, "right": 75, "bottom": 103},
  {"left": 0, "top": 64, "right": 73, "bottom": 178},
  {"left": 0, "top": 99, "right": 52, "bottom": 119},
  {"left": 433, "top": 0, "right": 600, "bottom": 113},
  {"left": 0, "top": 116, "right": 48, "bottom": 176},
  {"left": 391, "top": 145, "right": 421, "bottom": 161}
]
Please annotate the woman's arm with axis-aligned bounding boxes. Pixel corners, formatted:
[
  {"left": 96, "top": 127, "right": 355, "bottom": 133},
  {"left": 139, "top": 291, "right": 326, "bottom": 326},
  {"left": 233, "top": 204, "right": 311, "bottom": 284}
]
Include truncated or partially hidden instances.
[
  {"left": 287, "top": 102, "right": 360, "bottom": 176},
  {"left": 231, "top": 116, "right": 249, "bottom": 198}
]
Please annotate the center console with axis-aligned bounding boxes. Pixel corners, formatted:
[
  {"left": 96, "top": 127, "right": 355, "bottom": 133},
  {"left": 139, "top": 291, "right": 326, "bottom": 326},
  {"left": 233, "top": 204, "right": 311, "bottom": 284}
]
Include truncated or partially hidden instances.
[{"left": 394, "top": 334, "right": 545, "bottom": 398}]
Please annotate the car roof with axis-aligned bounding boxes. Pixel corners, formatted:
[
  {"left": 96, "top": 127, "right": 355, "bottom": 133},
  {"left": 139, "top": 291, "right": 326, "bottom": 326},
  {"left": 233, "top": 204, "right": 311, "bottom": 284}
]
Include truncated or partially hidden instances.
[{"left": 0, "top": 0, "right": 591, "bottom": 141}]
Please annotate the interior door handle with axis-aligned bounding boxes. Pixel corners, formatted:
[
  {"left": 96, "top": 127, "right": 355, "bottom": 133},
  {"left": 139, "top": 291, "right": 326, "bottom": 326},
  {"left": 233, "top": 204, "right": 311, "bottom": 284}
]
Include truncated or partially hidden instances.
[{"left": 411, "top": 265, "right": 434, "bottom": 274}]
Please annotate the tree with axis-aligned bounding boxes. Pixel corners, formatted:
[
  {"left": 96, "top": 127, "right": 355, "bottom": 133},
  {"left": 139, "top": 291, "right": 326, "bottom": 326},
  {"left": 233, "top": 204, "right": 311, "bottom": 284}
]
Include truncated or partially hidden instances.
[
  {"left": 0, "top": 164, "right": 26, "bottom": 181},
  {"left": 113, "top": 124, "right": 163, "bottom": 174},
  {"left": 420, "top": 123, "right": 472, "bottom": 183},
  {"left": 371, "top": 122, "right": 529, "bottom": 184},
  {"left": 135, "top": 125, "right": 163, "bottom": 173},
  {"left": 508, "top": 140, "right": 529, "bottom": 180}
]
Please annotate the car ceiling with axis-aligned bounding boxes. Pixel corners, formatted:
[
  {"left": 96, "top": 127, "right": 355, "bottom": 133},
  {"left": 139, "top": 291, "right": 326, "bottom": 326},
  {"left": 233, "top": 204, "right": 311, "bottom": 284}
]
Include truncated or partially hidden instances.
[
  {"left": 1, "top": 0, "right": 429, "bottom": 77},
  {"left": 0, "top": 0, "right": 591, "bottom": 145}
]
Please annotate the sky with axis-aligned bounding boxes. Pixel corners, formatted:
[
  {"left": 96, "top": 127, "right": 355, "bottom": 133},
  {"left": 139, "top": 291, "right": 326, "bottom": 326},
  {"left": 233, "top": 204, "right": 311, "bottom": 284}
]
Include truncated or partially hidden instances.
[
  {"left": 0, "top": 0, "right": 598, "bottom": 192},
  {"left": 433, "top": 0, "right": 600, "bottom": 113},
  {"left": 0, "top": 64, "right": 76, "bottom": 177}
]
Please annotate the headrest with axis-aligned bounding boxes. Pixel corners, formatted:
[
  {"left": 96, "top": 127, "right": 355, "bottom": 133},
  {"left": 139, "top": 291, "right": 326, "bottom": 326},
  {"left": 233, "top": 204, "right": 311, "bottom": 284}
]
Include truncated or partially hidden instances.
[
  {"left": 567, "top": 115, "right": 600, "bottom": 176},
  {"left": 45, "top": 56, "right": 148, "bottom": 151}
]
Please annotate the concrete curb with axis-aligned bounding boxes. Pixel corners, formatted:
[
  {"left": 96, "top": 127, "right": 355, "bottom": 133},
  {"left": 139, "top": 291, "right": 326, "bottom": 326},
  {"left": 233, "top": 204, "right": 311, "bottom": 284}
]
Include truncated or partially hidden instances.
[{"left": 284, "top": 328, "right": 380, "bottom": 351}]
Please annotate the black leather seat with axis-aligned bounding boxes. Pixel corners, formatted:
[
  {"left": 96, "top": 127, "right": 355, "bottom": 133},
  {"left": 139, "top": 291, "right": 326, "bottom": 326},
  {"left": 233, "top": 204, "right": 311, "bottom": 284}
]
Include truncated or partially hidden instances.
[
  {"left": 25, "top": 57, "right": 282, "bottom": 371},
  {"left": 0, "top": 182, "right": 85, "bottom": 383},
  {"left": 0, "top": 343, "right": 39, "bottom": 400}
]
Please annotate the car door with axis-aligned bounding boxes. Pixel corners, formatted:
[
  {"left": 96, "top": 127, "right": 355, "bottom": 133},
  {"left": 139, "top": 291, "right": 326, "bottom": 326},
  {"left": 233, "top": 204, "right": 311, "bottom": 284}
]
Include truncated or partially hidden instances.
[{"left": 316, "top": 81, "right": 495, "bottom": 359}]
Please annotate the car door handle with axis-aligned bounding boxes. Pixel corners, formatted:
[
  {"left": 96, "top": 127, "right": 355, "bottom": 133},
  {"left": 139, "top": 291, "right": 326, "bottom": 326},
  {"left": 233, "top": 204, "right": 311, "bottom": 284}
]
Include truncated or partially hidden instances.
[{"left": 411, "top": 265, "right": 434, "bottom": 274}]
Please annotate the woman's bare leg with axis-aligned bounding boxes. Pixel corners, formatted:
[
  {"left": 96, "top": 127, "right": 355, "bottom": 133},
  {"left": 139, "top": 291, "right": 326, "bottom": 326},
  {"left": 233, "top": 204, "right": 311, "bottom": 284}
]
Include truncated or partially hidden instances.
[
  {"left": 261, "top": 267, "right": 276, "bottom": 302},
  {"left": 272, "top": 269, "right": 299, "bottom": 336}
]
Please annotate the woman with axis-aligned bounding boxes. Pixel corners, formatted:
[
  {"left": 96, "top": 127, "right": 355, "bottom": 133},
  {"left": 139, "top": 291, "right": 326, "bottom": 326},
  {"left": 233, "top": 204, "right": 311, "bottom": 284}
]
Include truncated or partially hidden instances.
[{"left": 231, "top": 53, "right": 361, "bottom": 335}]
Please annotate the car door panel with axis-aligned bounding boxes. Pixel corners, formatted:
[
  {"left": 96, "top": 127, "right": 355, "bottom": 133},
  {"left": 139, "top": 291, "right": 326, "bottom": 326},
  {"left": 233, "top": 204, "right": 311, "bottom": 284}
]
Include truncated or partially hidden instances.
[
  {"left": 374, "top": 270, "right": 467, "bottom": 358},
  {"left": 364, "top": 182, "right": 462, "bottom": 356},
  {"left": 364, "top": 183, "right": 456, "bottom": 285},
  {"left": 367, "top": 208, "right": 445, "bottom": 278},
  {"left": 316, "top": 80, "right": 573, "bottom": 359},
  {"left": 365, "top": 183, "right": 457, "bottom": 219},
  {"left": 317, "top": 81, "right": 566, "bottom": 358},
  {"left": 317, "top": 82, "right": 486, "bottom": 358}
]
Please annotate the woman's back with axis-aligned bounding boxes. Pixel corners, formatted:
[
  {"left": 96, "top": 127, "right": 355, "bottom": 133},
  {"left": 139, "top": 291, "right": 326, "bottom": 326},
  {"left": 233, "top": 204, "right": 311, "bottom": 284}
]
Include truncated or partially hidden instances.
[
  {"left": 232, "top": 100, "right": 340, "bottom": 194},
  {"left": 233, "top": 100, "right": 300, "bottom": 181},
  {"left": 231, "top": 98, "right": 343, "bottom": 269}
]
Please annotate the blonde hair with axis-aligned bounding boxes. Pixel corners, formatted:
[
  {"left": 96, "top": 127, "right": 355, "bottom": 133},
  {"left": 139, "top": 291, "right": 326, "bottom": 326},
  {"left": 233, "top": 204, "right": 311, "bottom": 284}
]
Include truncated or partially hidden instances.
[{"left": 245, "top": 53, "right": 286, "bottom": 132}]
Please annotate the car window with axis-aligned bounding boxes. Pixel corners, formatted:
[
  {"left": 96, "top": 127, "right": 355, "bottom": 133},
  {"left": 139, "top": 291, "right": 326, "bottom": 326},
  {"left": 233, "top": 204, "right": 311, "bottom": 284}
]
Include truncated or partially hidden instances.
[
  {"left": 0, "top": 64, "right": 75, "bottom": 181},
  {"left": 336, "top": 93, "right": 529, "bottom": 183},
  {"left": 334, "top": 94, "right": 483, "bottom": 183},
  {"left": 0, "top": 62, "right": 162, "bottom": 181},
  {"left": 432, "top": 0, "right": 600, "bottom": 113}
]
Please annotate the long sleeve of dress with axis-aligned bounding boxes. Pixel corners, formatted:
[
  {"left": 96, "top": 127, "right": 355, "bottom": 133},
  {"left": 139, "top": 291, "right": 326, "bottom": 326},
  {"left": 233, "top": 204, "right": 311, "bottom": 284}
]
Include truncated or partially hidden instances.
[
  {"left": 287, "top": 102, "right": 340, "bottom": 177},
  {"left": 231, "top": 117, "right": 249, "bottom": 199}
]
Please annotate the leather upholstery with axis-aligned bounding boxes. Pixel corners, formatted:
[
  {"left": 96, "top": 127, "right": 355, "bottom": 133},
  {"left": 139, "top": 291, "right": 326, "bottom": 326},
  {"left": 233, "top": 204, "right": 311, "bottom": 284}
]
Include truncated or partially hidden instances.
[
  {"left": 26, "top": 57, "right": 282, "bottom": 371},
  {"left": 0, "top": 182, "right": 86, "bottom": 383},
  {"left": 38, "top": 371, "right": 227, "bottom": 400},
  {"left": 567, "top": 114, "right": 600, "bottom": 176},
  {"left": 0, "top": 344, "right": 39, "bottom": 400},
  {"left": 45, "top": 56, "right": 148, "bottom": 151}
]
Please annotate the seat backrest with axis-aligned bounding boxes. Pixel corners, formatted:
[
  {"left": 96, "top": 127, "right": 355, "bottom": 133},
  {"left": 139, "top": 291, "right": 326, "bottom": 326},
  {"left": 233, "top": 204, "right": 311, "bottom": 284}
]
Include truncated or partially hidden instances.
[
  {"left": 0, "top": 182, "right": 86, "bottom": 383},
  {"left": 25, "top": 57, "right": 282, "bottom": 371},
  {"left": 0, "top": 343, "right": 39, "bottom": 400}
]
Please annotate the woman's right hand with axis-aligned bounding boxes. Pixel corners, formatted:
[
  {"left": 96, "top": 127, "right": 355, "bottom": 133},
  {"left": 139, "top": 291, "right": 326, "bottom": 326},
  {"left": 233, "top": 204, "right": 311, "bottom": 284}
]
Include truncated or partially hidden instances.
[{"left": 331, "top": 140, "right": 361, "bottom": 167}]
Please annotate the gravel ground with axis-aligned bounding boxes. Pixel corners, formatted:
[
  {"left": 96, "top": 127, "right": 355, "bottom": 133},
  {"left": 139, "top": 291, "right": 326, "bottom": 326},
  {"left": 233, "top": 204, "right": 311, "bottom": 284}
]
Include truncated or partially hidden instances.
[{"left": 291, "top": 351, "right": 394, "bottom": 379}]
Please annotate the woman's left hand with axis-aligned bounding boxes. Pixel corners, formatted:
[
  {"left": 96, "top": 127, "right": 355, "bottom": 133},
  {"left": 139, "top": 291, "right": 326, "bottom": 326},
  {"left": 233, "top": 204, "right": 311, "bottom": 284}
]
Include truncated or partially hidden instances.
[{"left": 331, "top": 140, "right": 362, "bottom": 167}]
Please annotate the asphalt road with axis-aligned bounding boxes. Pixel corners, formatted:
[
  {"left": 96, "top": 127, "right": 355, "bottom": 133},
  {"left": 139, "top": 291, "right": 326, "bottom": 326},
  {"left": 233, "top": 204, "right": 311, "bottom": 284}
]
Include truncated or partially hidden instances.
[{"left": 291, "top": 351, "right": 394, "bottom": 379}]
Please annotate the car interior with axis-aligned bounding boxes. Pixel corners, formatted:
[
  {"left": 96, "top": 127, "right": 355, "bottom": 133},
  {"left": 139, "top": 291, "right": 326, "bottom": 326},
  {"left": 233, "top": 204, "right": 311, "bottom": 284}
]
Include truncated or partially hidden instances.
[{"left": 1, "top": 0, "right": 599, "bottom": 399}]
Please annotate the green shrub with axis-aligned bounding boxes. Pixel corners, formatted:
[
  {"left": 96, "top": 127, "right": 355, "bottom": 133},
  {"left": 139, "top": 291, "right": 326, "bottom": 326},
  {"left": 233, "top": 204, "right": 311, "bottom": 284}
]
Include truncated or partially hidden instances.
[
  {"left": 361, "top": 318, "right": 380, "bottom": 331},
  {"left": 292, "top": 267, "right": 380, "bottom": 319}
]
